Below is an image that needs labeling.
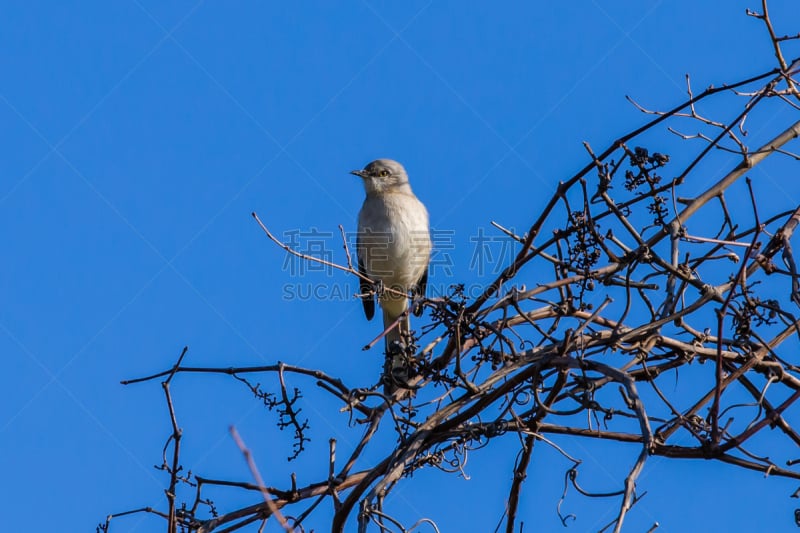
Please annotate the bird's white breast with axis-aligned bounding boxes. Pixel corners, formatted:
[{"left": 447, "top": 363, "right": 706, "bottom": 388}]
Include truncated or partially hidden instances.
[{"left": 358, "top": 191, "right": 431, "bottom": 290}]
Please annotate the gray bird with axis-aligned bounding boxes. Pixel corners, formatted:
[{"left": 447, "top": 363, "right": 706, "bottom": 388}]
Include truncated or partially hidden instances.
[{"left": 352, "top": 159, "right": 432, "bottom": 394}]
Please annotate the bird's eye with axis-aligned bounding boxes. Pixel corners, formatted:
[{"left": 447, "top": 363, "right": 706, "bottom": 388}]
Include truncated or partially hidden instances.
[{"left": 380, "top": 169, "right": 390, "bottom": 177}]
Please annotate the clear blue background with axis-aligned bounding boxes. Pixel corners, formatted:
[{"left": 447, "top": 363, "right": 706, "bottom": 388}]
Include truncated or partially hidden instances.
[{"left": 3, "top": 1, "right": 800, "bottom": 531}]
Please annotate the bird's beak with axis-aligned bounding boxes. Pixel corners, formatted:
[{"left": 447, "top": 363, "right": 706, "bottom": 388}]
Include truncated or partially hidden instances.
[{"left": 350, "top": 169, "right": 367, "bottom": 178}]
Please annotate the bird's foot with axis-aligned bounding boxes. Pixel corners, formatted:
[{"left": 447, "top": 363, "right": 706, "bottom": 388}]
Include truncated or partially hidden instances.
[
  {"left": 411, "top": 295, "right": 426, "bottom": 317},
  {"left": 373, "top": 279, "right": 385, "bottom": 297}
]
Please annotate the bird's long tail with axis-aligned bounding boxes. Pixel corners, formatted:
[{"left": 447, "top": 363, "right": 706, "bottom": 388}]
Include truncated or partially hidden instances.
[{"left": 383, "top": 307, "right": 411, "bottom": 395}]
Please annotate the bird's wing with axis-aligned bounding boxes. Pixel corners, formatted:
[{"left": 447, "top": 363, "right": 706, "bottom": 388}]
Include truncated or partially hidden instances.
[
  {"left": 357, "top": 232, "right": 375, "bottom": 321},
  {"left": 412, "top": 265, "right": 429, "bottom": 317}
]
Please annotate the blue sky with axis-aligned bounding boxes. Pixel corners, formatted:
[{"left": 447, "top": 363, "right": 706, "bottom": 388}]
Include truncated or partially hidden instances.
[{"left": 3, "top": 1, "right": 800, "bottom": 532}]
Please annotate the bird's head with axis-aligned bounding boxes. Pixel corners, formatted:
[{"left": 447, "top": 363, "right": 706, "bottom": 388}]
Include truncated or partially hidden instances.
[{"left": 351, "top": 159, "right": 411, "bottom": 195}]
